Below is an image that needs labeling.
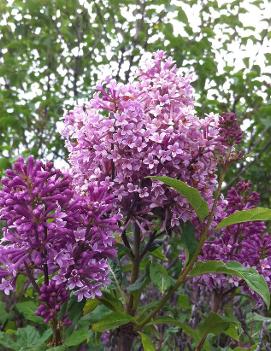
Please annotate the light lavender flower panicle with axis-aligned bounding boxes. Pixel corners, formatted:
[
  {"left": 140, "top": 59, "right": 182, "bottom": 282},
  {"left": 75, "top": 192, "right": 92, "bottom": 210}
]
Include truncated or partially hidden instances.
[{"left": 61, "top": 51, "right": 226, "bottom": 232}]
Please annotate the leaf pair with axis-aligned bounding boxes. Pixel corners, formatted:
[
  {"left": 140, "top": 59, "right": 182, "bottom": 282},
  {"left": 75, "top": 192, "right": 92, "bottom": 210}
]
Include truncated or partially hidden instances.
[{"left": 190, "top": 260, "right": 270, "bottom": 308}]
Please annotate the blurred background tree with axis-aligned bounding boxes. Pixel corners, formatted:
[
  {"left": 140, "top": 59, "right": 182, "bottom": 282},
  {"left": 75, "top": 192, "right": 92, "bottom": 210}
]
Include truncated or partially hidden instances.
[{"left": 0, "top": 0, "right": 270, "bottom": 202}]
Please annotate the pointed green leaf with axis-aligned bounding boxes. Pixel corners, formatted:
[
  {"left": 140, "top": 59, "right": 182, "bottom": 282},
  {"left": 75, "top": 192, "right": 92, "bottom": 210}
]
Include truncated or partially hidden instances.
[
  {"left": 197, "top": 313, "right": 230, "bottom": 338},
  {"left": 180, "top": 222, "right": 198, "bottom": 263},
  {"left": 127, "top": 275, "right": 149, "bottom": 292},
  {"left": 139, "top": 333, "right": 155, "bottom": 351},
  {"left": 16, "top": 301, "right": 43, "bottom": 324},
  {"left": 15, "top": 326, "right": 40, "bottom": 348},
  {"left": 190, "top": 260, "right": 270, "bottom": 308},
  {"left": 147, "top": 317, "right": 194, "bottom": 337},
  {"left": 150, "top": 176, "right": 209, "bottom": 221},
  {"left": 149, "top": 262, "right": 174, "bottom": 293},
  {"left": 0, "top": 301, "right": 9, "bottom": 324},
  {"left": 216, "top": 207, "right": 271, "bottom": 230},
  {"left": 149, "top": 247, "right": 167, "bottom": 261},
  {"left": 92, "top": 312, "right": 134, "bottom": 332},
  {"left": 64, "top": 327, "right": 89, "bottom": 347},
  {"left": 0, "top": 332, "right": 18, "bottom": 350},
  {"left": 224, "top": 323, "right": 240, "bottom": 341},
  {"left": 194, "top": 313, "right": 240, "bottom": 346},
  {"left": 247, "top": 312, "right": 271, "bottom": 323},
  {"left": 39, "top": 329, "right": 53, "bottom": 345},
  {"left": 98, "top": 291, "right": 124, "bottom": 313},
  {"left": 83, "top": 299, "right": 99, "bottom": 315}
]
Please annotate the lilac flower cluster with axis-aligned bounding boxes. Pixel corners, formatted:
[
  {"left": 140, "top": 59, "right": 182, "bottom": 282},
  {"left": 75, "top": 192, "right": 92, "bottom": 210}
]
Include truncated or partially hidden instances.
[
  {"left": 218, "top": 112, "right": 242, "bottom": 146},
  {"left": 0, "top": 157, "right": 119, "bottom": 320},
  {"left": 199, "top": 180, "right": 271, "bottom": 300},
  {"left": 62, "top": 51, "right": 225, "bottom": 231},
  {"left": 36, "top": 282, "right": 69, "bottom": 323}
]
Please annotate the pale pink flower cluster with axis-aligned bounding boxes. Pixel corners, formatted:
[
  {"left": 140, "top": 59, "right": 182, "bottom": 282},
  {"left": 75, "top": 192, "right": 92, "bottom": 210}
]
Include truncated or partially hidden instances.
[{"left": 62, "top": 51, "right": 222, "bottom": 232}]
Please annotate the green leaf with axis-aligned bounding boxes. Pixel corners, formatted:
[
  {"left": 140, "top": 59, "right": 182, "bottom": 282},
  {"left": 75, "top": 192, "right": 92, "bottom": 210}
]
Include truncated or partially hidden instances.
[
  {"left": 81, "top": 305, "right": 109, "bottom": 323},
  {"left": 195, "top": 313, "right": 240, "bottom": 344},
  {"left": 0, "top": 116, "right": 17, "bottom": 128},
  {"left": 178, "top": 294, "right": 191, "bottom": 310},
  {"left": 177, "top": 8, "right": 189, "bottom": 25},
  {"left": 0, "top": 157, "right": 11, "bottom": 171},
  {"left": 150, "top": 176, "right": 209, "bottom": 221},
  {"left": 0, "top": 301, "right": 9, "bottom": 323},
  {"left": 15, "top": 326, "right": 41, "bottom": 349},
  {"left": 83, "top": 299, "right": 99, "bottom": 315},
  {"left": 127, "top": 275, "right": 149, "bottom": 292},
  {"left": 92, "top": 312, "right": 134, "bottom": 332},
  {"left": 16, "top": 301, "right": 43, "bottom": 324},
  {"left": 190, "top": 260, "right": 270, "bottom": 308},
  {"left": 180, "top": 222, "right": 198, "bottom": 263},
  {"left": 46, "top": 346, "right": 67, "bottom": 351},
  {"left": 64, "top": 327, "right": 89, "bottom": 347},
  {"left": 147, "top": 317, "right": 194, "bottom": 337},
  {"left": 99, "top": 291, "right": 124, "bottom": 312},
  {"left": 197, "top": 313, "right": 231, "bottom": 338},
  {"left": 216, "top": 207, "right": 271, "bottom": 230},
  {"left": 0, "top": 332, "right": 18, "bottom": 350},
  {"left": 224, "top": 323, "right": 240, "bottom": 341},
  {"left": 149, "top": 262, "right": 174, "bottom": 293},
  {"left": 149, "top": 247, "right": 167, "bottom": 261},
  {"left": 139, "top": 332, "right": 155, "bottom": 351},
  {"left": 16, "top": 274, "right": 27, "bottom": 296},
  {"left": 38, "top": 329, "right": 53, "bottom": 345},
  {"left": 247, "top": 312, "right": 271, "bottom": 323}
]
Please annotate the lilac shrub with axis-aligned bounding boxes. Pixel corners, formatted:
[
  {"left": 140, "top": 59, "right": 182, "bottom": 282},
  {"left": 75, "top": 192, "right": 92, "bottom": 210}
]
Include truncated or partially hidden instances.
[{"left": 0, "top": 51, "right": 269, "bottom": 350}]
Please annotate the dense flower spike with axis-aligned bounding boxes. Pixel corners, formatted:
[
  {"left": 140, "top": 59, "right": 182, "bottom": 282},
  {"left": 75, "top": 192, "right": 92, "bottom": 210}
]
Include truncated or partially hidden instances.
[
  {"left": 62, "top": 51, "right": 227, "bottom": 230},
  {"left": 0, "top": 157, "right": 119, "bottom": 307},
  {"left": 199, "top": 180, "right": 271, "bottom": 300},
  {"left": 36, "top": 282, "right": 69, "bottom": 323},
  {"left": 218, "top": 112, "right": 243, "bottom": 146}
]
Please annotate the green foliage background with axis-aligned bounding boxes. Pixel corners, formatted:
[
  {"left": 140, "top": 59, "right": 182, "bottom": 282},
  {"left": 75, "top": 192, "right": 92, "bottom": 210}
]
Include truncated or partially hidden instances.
[{"left": 0, "top": 0, "right": 270, "bottom": 204}]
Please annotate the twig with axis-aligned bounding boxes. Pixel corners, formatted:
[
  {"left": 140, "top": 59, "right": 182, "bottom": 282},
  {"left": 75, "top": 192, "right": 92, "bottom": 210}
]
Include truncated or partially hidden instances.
[
  {"left": 24, "top": 262, "right": 40, "bottom": 294},
  {"left": 108, "top": 264, "right": 127, "bottom": 304},
  {"left": 255, "top": 321, "right": 268, "bottom": 351}
]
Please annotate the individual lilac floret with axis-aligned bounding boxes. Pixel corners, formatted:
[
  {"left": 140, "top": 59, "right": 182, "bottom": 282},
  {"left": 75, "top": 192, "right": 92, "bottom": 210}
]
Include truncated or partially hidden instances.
[
  {"left": 218, "top": 112, "right": 243, "bottom": 146},
  {"left": 101, "top": 331, "right": 111, "bottom": 349},
  {"left": 62, "top": 51, "right": 223, "bottom": 232},
  {"left": 36, "top": 282, "right": 68, "bottom": 323},
  {"left": 0, "top": 157, "right": 119, "bottom": 306}
]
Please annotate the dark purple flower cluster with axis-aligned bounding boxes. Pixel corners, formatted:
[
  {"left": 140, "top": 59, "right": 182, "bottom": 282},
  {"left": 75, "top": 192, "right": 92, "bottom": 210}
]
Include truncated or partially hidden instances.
[
  {"left": 0, "top": 157, "right": 119, "bottom": 318},
  {"left": 199, "top": 180, "right": 271, "bottom": 301},
  {"left": 218, "top": 112, "right": 243, "bottom": 146},
  {"left": 36, "top": 282, "right": 68, "bottom": 323}
]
